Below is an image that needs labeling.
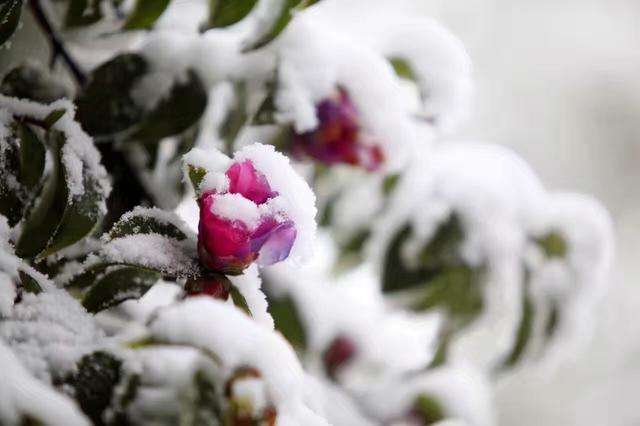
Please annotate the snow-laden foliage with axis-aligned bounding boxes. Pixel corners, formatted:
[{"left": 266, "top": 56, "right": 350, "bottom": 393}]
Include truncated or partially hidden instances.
[{"left": 0, "top": 0, "right": 613, "bottom": 425}]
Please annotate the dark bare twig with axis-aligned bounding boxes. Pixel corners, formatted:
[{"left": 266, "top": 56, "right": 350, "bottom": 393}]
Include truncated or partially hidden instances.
[{"left": 27, "top": 0, "right": 87, "bottom": 86}]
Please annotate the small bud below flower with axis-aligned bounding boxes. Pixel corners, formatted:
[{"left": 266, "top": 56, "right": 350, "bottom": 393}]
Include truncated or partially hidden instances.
[
  {"left": 184, "top": 274, "right": 231, "bottom": 300},
  {"left": 322, "top": 334, "right": 357, "bottom": 381},
  {"left": 292, "top": 88, "right": 384, "bottom": 172}
]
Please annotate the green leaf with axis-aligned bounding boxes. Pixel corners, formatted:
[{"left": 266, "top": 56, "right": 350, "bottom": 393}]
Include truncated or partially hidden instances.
[
  {"left": 82, "top": 265, "right": 161, "bottom": 313},
  {"left": 18, "top": 270, "right": 43, "bottom": 294},
  {"left": 64, "top": 0, "right": 103, "bottom": 28},
  {"left": 501, "top": 281, "right": 534, "bottom": 368},
  {"left": 15, "top": 133, "right": 66, "bottom": 258},
  {"left": 42, "top": 109, "right": 66, "bottom": 129},
  {"left": 0, "top": 0, "right": 22, "bottom": 47},
  {"left": 412, "top": 394, "right": 446, "bottom": 425},
  {"left": 17, "top": 122, "right": 45, "bottom": 189},
  {"left": 536, "top": 231, "right": 567, "bottom": 259},
  {"left": 16, "top": 130, "right": 107, "bottom": 259},
  {"left": 76, "top": 53, "right": 148, "bottom": 137},
  {"left": 108, "top": 208, "right": 188, "bottom": 241},
  {"left": 0, "top": 64, "right": 69, "bottom": 103},
  {"left": 229, "top": 285, "right": 251, "bottom": 316},
  {"left": 38, "top": 145, "right": 106, "bottom": 259},
  {"left": 382, "top": 173, "right": 400, "bottom": 195},
  {"left": 123, "top": 0, "right": 171, "bottom": 30},
  {"left": 382, "top": 215, "right": 466, "bottom": 293},
  {"left": 65, "top": 262, "right": 114, "bottom": 289},
  {"left": 209, "top": 0, "right": 257, "bottom": 28},
  {"left": 545, "top": 301, "right": 560, "bottom": 340},
  {"left": 187, "top": 165, "right": 206, "bottom": 193},
  {"left": 130, "top": 70, "right": 207, "bottom": 142},
  {"left": 389, "top": 57, "right": 417, "bottom": 82},
  {"left": 181, "top": 371, "right": 223, "bottom": 426},
  {"left": 268, "top": 295, "right": 306, "bottom": 350},
  {"left": 411, "top": 266, "right": 483, "bottom": 326},
  {"left": 243, "top": 0, "right": 316, "bottom": 51},
  {"left": 69, "top": 351, "right": 123, "bottom": 425}
]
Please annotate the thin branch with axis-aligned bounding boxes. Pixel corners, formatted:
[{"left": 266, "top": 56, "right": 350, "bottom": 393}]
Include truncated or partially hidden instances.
[{"left": 27, "top": 0, "right": 87, "bottom": 87}]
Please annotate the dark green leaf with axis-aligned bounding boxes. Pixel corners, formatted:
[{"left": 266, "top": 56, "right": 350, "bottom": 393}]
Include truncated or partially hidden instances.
[
  {"left": 64, "top": 0, "right": 103, "bottom": 28},
  {"left": 268, "top": 295, "right": 306, "bottom": 350},
  {"left": 76, "top": 53, "right": 148, "bottom": 136},
  {"left": 108, "top": 208, "right": 187, "bottom": 241},
  {"left": 18, "top": 270, "right": 42, "bottom": 294},
  {"left": 181, "top": 371, "right": 223, "bottom": 426},
  {"left": 123, "top": 0, "right": 171, "bottom": 30},
  {"left": 17, "top": 122, "right": 45, "bottom": 189},
  {"left": 16, "top": 133, "right": 66, "bottom": 258},
  {"left": 0, "top": 130, "right": 25, "bottom": 226},
  {"left": 66, "top": 262, "right": 114, "bottom": 289},
  {"left": 544, "top": 301, "right": 560, "bottom": 340},
  {"left": 69, "top": 351, "right": 122, "bottom": 425},
  {"left": 42, "top": 109, "right": 66, "bottom": 129},
  {"left": 209, "top": 0, "right": 257, "bottom": 28},
  {"left": 82, "top": 265, "right": 161, "bottom": 313},
  {"left": 411, "top": 266, "right": 483, "bottom": 325},
  {"left": 38, "top": 142, "right": 106, "bottom": 259},
  {"left": 229, "top": 285, "right": 251, "bottom": 316},
  {"left": 130, "top": 70, "right": 207, "bottom": 142},
  {"left": 0, "top": 64, "right": 69, "bottom": 103},
  {"left": 0, "top": 0, "right": 22, "bottom": 47},
  {"left": 243, "top": 0, "right": 315, "bottom": 51},
  {"left": 501, "top": 275, "right": 534, "bottom": 368}
]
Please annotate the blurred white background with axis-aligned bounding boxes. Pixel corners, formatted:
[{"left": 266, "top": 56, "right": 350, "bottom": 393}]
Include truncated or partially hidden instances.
[{"left": 421, "top": 0, "right": 640, "bottom": 424}]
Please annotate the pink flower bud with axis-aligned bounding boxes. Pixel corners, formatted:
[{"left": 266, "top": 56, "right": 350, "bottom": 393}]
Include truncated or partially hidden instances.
[
  {"left": 197, "top": 160, "right": 297, "bottom": 274},
  {"left": 292, "top": 88, "right": 384, "bottom": 171},
  {"left": 323, "top": 334, "right": 357, "bottom": 380}
]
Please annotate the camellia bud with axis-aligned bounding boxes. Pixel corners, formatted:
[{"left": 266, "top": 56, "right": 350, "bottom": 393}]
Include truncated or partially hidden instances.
[
  {"left": 291, "top": 88, "right": 384, "bottom": 172},
  {"left": 225, "top": 366, "right": 277, "bottom": 426},
  {"left": 322, "top": 334, "right": 357, "bottom": 381},
  {"left": 184, "top": 273, "right": 231, "bottom": 300},
  {"left": 197, "top": 159, "right": 297, "bottom": 275}
]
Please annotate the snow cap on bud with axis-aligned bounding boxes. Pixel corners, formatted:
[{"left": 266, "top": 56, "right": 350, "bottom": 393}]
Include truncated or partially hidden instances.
[
  {"left": 185, "top": 144, "right": 316, "bottom": 275},
  {"left": 292, "top": 88, "right": 384, "bottom": 171}
]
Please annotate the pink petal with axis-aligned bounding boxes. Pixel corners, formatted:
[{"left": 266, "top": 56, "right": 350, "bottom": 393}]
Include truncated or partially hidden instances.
[
  {"left": 226, "top": 160, "right": 277, "bottom": 205},
  {"left": 250, "top": 217, "right": 297, "bottom": 265}
]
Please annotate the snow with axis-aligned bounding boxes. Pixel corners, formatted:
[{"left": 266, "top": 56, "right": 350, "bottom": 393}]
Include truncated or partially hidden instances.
[
  {"left": 100, "top": 233, "right": 199, "bottom": 278},
  {"left": 0, "top": 287, "right": 105, "bottom": 381},
  {"left": 0, "top": 95, "right": 111, "bottom": 205},
  {"left": 0, "top": 341, "right": 90, "bottom": 426},
  {"left": 229, "top": 264, "right": 274, "bottom": 329},
  {"left": 148, "top": 298, "right": 330, "bottom": 425},
  {"left": 211, "top": 192, "right": 261, "bottom": 228}
]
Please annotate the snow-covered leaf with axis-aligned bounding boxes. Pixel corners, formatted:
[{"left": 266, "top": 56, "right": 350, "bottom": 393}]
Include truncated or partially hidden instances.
[
  {"left": 0, "top": 64, "right": 69, "bottom": 103},
  {"left": 108, "top": 207, "right": 189, "bottom": 241},
  {"left": 82, "top": 265, "right": 161, "bottom": 313},
  {"left": 123, "top": 0, "right": 171, "bottom": 30},
  {"left": 16, "top": 122, "right": 45, "bottom": 189},
  {"left": 67, "top": 351, "right": 123, "bottom": 424},
  {"left": 0, "top": 0, "right": 22, "bottom": 47}
]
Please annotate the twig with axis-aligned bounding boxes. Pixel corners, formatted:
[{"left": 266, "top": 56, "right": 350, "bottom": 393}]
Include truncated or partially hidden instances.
[{"left": 27, "top": 0, "right": 87, "bottom": 86}]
